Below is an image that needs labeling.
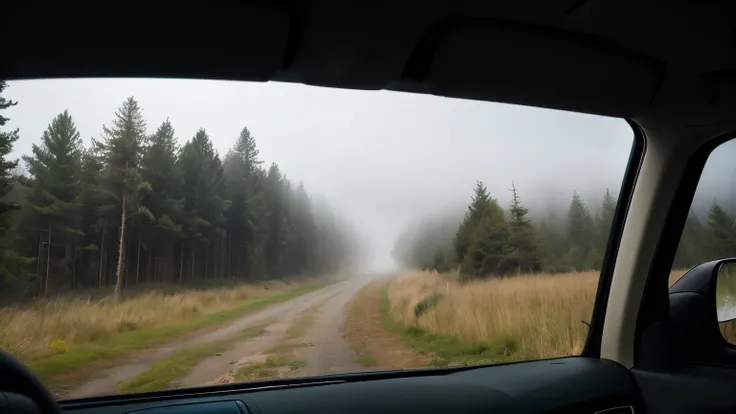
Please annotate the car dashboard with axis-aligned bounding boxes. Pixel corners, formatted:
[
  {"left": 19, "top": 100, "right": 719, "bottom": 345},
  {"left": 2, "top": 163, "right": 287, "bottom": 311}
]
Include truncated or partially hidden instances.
[{"left": 59, "top": 358, "right": 639, "bottom": 414}]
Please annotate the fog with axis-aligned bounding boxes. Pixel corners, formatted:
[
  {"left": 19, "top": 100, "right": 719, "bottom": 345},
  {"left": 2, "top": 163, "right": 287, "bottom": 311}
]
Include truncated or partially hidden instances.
[{"left": 2, "top": 79, "right": 650, "bottom": 273}]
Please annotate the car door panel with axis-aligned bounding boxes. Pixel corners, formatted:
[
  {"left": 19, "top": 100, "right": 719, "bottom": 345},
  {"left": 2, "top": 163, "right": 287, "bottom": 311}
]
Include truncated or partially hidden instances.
[{"left": 633, "top": 365, "right": 736, "bottom": 414}]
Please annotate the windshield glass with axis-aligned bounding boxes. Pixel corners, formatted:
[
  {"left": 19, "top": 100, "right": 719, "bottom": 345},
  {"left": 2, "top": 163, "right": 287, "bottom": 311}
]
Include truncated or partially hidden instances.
[{"left": 0, "top": 79, "right": 633, "bottom": 399}]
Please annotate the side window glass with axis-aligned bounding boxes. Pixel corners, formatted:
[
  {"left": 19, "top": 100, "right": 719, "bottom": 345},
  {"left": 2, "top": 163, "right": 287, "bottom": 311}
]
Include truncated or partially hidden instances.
[{"left": 673, "top": 139, "right": 736, "bottom": 344}]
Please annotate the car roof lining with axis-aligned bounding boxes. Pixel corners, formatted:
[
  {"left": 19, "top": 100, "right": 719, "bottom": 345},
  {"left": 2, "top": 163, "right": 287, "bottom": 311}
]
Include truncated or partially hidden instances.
[{"left": 3, "top": 1, "right": 736, "bottom": 128}]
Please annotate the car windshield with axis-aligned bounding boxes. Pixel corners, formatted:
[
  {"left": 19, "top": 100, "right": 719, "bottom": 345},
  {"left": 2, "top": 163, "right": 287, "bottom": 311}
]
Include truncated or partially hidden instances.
[{"left": 0, "top": 79, "right": 633, "bottom": 399}]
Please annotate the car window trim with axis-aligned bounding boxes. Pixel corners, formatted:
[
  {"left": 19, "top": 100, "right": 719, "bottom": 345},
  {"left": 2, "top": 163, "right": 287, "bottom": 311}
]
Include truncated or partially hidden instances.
[{"left": 582, "top": 119, "right": 646, "bottom": 357}]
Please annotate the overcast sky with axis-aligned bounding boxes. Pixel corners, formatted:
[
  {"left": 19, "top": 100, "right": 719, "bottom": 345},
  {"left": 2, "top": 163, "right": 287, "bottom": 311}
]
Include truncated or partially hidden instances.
[{"left": 4, "top": 79, "right": 635, "bottom": 272}]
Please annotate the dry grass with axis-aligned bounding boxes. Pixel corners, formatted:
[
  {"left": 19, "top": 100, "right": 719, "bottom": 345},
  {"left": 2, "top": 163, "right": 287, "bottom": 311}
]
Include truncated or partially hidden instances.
[
  {"left": 0, "top": 279, "right": 316, "bottom": 361},
  {"left": 342, "top": 282, "right": 432, "bottom": 369},
  {"left": 387, "top": 269, "right": 690, "bottom": 361}
]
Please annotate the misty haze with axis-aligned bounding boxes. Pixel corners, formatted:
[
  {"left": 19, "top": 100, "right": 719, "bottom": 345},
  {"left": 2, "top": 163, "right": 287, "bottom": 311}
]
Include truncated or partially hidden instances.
[{"left": 0, "top": 78, "right": 732, "bottom": 399}]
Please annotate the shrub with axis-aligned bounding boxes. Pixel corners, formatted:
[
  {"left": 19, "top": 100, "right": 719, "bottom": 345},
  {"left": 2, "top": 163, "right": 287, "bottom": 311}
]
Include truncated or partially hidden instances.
[{"left": 414, "top": 293, "right": 442, "bottom": 319}]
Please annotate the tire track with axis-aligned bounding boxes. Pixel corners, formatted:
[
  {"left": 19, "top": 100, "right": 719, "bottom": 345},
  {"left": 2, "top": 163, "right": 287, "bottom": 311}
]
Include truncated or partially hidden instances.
[
  {"left": 67, "top": 281, "right": 350, "bottom": 399},
  {"left": 207, "top": 278, "right": 370, "bottom": 385}
]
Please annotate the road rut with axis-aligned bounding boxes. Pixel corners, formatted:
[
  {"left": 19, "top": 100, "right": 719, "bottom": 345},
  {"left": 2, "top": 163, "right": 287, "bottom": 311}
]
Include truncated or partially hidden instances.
[{"left": 67, "top": 281, "right": 353, "bottom": 399}]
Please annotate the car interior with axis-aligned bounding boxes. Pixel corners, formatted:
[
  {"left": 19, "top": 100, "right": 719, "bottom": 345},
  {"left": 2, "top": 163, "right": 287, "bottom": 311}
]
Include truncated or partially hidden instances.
[{"left": 3, "top": 1, "right": 736, "bottom": 413}]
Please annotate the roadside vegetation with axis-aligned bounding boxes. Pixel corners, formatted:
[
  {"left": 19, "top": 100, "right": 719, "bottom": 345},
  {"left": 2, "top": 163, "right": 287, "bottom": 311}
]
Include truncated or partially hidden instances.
[
  {"left": 387, "top": 269, "right": 692, "bottom": 363},
  {"left": 342, "top": 282, "right": 432, "bottom": 369},
  {"left": 384, "top": 171, "right": 707, "bottom": 366},
  {"left": 0, "top": 278, "right": 328, "bottom": 391},
  {"left": 345, "top": 269, "right": 692, "bottom": 371},
  {"left": 387, "top": 271, "right": 595, "bottom": 361}
]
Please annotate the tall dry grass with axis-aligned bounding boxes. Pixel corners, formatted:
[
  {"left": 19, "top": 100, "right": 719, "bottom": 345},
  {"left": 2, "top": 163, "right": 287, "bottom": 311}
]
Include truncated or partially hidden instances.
[
  {"left": 0, "top": 280, "right": 302, "bottom": 361},
  {"left": 388, "top": 268, "right": 691, "bottom": 361}
]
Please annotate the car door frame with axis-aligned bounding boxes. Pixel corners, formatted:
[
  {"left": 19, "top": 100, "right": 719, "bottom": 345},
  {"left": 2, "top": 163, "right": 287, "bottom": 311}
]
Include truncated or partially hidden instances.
[{"left": 599, "top": 121, "right": 731, "bottom": 367}]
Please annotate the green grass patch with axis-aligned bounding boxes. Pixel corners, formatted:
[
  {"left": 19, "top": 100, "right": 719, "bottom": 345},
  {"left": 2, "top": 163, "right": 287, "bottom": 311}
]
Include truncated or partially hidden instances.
[
  {"left": 29, "top": 282, "right": 327, "bottom": 386},
  {"left": 116, "top": 324, "right": 268, "bottom": 394},
  {"left": 350, "top": 344, "right": 378, "bottom": 367},
  {"left": 235, "top": 355, "right": 307, "bottom": 382},
  {"left": 356, "top": 354, "right": 378, "bottom": 367},
  {"left": 379, "top": 285, "right": 515, "bottom": 367},
  {"left": 117, "top": 341, "right": 228, "bottom": 394},
  {"left": 264, "top": 342, "right": 312, "bottom": 354},
  {"left": 414, "top": 293, "right": 442, "bottom": 318}
]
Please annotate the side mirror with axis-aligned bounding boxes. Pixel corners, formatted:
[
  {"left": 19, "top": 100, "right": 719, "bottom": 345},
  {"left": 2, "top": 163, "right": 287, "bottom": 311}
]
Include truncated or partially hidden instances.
[
  {"left": 717, "top": 261, "right": 736, "bottom": 323},
  {"left": 668, "top": 258, "right": 736, "bottom": 365}
]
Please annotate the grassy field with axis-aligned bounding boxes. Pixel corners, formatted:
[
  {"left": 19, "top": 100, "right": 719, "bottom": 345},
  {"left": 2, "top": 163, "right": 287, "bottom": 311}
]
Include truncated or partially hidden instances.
[
  {"left": 386, "top": 269, "right": 690, "bottom": 363},
  {"left": 0, "top": 278, "right": 330, "bottom": 387}
]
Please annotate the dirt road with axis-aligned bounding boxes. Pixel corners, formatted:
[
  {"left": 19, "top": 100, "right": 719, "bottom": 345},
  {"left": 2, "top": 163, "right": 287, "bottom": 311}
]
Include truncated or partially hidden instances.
[{"left": 67, "top": 278, "right": 370, "bottom": 399}]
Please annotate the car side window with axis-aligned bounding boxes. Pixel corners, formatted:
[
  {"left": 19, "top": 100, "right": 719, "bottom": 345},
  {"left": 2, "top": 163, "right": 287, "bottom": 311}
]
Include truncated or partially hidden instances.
[{"left": 672, "top": 139, "right": 736, "bottom": 344}]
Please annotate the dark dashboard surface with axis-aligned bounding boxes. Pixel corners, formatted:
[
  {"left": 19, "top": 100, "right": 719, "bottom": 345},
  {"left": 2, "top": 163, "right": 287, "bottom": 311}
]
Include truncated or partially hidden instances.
[{"left": 60, "top": 358, "right": 638, "bottom": 414}]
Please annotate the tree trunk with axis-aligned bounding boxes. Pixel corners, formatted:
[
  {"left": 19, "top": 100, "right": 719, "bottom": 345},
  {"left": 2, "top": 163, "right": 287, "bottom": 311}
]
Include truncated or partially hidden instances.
[
  {"left": 99, "top": 225, "right": 106, "bottom": 288},
  {"left": 136, "top": 237, "right": 141, "bottom": 285},
  {"left": 191, "top": 245, "right": 196, "bottom": 280},
  {"left": 236, "top": 257, "right": 240, "bottom": 281},
  {"left": 179, "top": 243, "right": 184, "bottom": 283},
  {"left": 147, "top": 250, "right": 153, "bottom": 282},
  {"left": 124, "top": 236, "right": 130, "bottom": 289},
  {"left": 113, "top": 190, "right": 127, "bottom": 302},
  {"left": 36, "top": 227, "right": 43, "bottom": 295},
  {"left": 72, "top": 248, "right": 77, "bottom": 288},
  {"left": 212, "top": 241, "right": 217, "bottom": 279},
  {"left": 228, "top": 232, "right": 232, "bottom": 278},
  {"left": 44, "top": 226, "right": 52, "bottom": 298},
  {"left": 205, "top": 246, "right": 209, "bottom": 279}
]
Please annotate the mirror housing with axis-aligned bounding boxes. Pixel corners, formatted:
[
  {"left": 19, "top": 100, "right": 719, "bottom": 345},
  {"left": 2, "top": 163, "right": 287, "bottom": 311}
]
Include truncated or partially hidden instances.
[{"left": 668, "top": 258, "right": 736, "bottom": 365}]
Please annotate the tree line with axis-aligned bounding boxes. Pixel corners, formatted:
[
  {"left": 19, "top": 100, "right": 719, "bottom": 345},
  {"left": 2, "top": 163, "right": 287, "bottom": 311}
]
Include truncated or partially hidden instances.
[
  {"left": 0, "top": 82, "right": 358, "bottom": 299},
  {"left": 393, "top": 179, "right": 724, "bottom": 280}
]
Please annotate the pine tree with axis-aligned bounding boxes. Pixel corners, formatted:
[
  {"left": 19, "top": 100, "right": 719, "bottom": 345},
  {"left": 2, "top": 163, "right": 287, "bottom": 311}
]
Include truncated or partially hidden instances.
[
  {"left": 78, "top": 149, "right": 105, "bottom": 287},
  {"left": 206, "top": 154, "right": 230, "bottom": 280},
  {"left": 22, "top": 111, "right": 84, "bottom": 293},
  {"left": 706, "top": 201, "right": 736, "bottom": 258},
  {"left": 223, "top": 126, "right": 265, "bottom": 280},
  {"left": 93, "top": 97, "right": 152, "bottom": 300},
  {"left": 233, "top": 127, "right": 263, "bottom": 175},
  {"left": 454, "top": 181, "right": 491, "bottom": 264},
  {"left": 179, "top": 129, "right": 228, "bottom": 281},
  {"left": 0, "top": 82, "right": 19, "bottom": 214},
  {"left": 536, "top": 214, "right": 570, "bottom": 273},
  {"left": 263, "top": 163, "right": 287, "bottom": 278},
  {"left": 0, "top": 81, "right": 25, "bottom": 282},
  {"left": 674, "top": 210, "right": 708, "bottom": 269},
  {"left": 460, "top": 199, "right": 508, "bottom": 279},
  {"left": 0, "top": 94, "right": 363, "bottom": 296},
  {"left": 501, "top": 183, "right": 540, "bottom": 274},
  {"left": 283, "top": 182, "right": 316, "bottom": 276},
  {"left": 566, "top": 190, "right": 594, "bottom": 270},
  {"left": 140, "top": 119, "right": 183, "bottom": 283},
  {"left": 596, "top": 188, "right": 616, "bottom": 254}
]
